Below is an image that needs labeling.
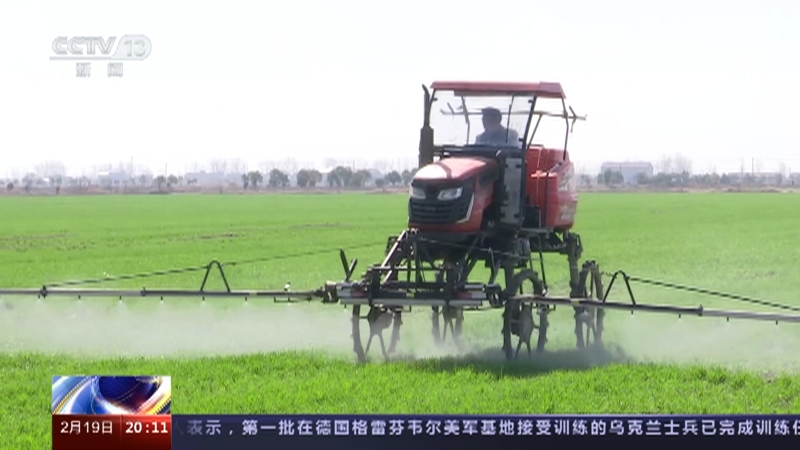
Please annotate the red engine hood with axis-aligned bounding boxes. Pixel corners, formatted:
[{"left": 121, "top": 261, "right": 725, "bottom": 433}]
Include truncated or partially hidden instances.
[{"left": 413, "top": 157, "right": 496, "bottom": 182}]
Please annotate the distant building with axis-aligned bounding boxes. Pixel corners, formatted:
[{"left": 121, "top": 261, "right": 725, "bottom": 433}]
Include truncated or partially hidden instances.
[
  {"left": 755, "top": 172, "right": 781, "bottom": 185},
  {"left": 367, "top": 168, "right": 383, "bottom": 186},
  {"left": 184, "top": 171, "right": 227, "bottom": 186},
  {"left": 790, "top": 173, "right": 800, "bottom": 185},
  {"left": 318, "top": 168, "right": 334, "bottom": 187},
  {"left": 226, "top": 172, "right": 244, "bottom": 185},
  {"left": 97, "top": 171, "right": 129, "bottom": 186},
  {"left": 724, "top": 172, "right": 788, "bottom": 186},
  {"left": 599, "top": 162, "right": 654, "bottom": 185},
  {"left": 723, "top": 172, "right": 745, "bottom": 184}
]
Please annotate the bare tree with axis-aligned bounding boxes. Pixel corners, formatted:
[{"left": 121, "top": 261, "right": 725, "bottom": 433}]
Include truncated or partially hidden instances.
[
  {"left": 373, "top": 159, "right": 391, "bottom": 172},
  {"left": 575, "top": 163, "right": 588, "bottom": 179},
  {"left": 777, "top": 161, "right": 789, "bottom": 185},
  {"left": 778, "top": 161, "right": 789, "bottom": 178},
  {"left": 673, "top": 153, "right": 692, "bottom": 174},
  {"left": 657, "top": 155, "right": 673, "bottom": 174},
  {"left": 227, "top": 158, "right": 248, "bottom": 174},
  {"left": 351, "top": 158, "right": 369, "bottom": 170},
  {"left": 209, "top": 158, "right": 228, "bottom": 174},
  {"left": 281, "top": 158, "right": 299, "bottom": 174},
  {"left": 34, "top": 161, "right": 67, "bottom": 179},
  {"left": 401, "top": 156, "right": 417, "bottom": 171}
]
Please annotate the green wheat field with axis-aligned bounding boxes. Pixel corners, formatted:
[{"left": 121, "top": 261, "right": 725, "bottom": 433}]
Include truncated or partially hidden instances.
[{"left": 2, "top": 192, "right": 800, "bottom": 448}]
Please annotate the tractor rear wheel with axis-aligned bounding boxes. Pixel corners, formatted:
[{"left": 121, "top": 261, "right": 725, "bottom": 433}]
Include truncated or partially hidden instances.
[
  {"left": 351, "top": 305, "right": 402, "bottom": 363},
  {"left": 431, "top": 305, "right": 464, "bottom": 350},
  {"left": 573, "top": 261, "right": 605, "bottom": 349},
  {"left": 502, "top": 269, "right": 547, "bottom": 360}
]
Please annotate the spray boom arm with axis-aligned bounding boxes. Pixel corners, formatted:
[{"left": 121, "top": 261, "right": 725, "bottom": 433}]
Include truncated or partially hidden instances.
[{"left": 2, "top": 248, "right": 799, "bottom": 326}]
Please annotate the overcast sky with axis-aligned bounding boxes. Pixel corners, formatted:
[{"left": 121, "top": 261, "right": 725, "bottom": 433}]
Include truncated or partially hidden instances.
[{"left": 0, "top": 0, "right": 798, "bottom": 177}]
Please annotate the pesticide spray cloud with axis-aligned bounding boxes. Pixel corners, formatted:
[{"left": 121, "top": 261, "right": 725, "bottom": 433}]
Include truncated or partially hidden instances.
[
  {"left": 600, "top": 312, "right": 800, "bottom": 374},
  {"left": 1, "top": 297, "right": 359, "bottom": 358},
  {"left": 1, "top": 297, "right": 798, "bottom": 374},
  {"left": 0, "top": 297, "right": 488, "bottom": 361}
]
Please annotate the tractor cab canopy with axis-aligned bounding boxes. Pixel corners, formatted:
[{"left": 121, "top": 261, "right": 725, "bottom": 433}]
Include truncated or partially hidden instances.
[{"left": 425, "top": 81, "right": 582, "bottom": 155}]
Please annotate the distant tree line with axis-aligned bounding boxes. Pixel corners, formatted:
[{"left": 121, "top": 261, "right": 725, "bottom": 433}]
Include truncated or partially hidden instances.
[
  {"left": 7, "top": 154, "right": 796, "bottom": 194},
  {"left": 595, "top": 153, "right": 796, "bottom": 188},
  {"left": 233, "top": 166, "right": 419, "bottom": 190}
]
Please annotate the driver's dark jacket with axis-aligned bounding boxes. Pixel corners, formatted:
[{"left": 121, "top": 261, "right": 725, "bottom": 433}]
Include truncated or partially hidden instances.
[{"left": 475, "top": 127, "right": 520, "bottom": 146}]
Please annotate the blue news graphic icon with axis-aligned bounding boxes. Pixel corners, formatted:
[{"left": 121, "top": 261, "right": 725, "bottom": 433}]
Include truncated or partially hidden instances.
[{"left": 52, "top": 375, "right": 171, "bottom": 415}]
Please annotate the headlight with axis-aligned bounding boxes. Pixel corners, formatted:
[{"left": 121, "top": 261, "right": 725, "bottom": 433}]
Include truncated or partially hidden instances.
[
  {"left": 437, "top": 187, "right": 463, "bottom": 201},
  {"left": 409, "top": 185, "right": 426, "bottom": 199}
]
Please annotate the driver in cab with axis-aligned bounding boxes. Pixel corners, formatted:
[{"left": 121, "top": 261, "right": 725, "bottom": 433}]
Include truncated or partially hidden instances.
[{"left": 475, "top": 107, "right": 520, "bottom": 146}]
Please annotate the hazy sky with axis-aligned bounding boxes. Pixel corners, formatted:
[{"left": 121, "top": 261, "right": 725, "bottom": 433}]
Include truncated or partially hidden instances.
[{"left": 1, "top": 0, "right": 798, "bottom": 177}]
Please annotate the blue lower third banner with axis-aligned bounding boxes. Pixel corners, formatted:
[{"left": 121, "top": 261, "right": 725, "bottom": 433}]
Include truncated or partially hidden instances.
[{"left": 171, "top": 414, "right": 800, "bottom": 450}]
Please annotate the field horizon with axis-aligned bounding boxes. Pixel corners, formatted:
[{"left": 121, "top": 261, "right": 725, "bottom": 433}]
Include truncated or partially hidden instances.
[{"left": 2, "top": 192, "right": 800, "bottom": 448}]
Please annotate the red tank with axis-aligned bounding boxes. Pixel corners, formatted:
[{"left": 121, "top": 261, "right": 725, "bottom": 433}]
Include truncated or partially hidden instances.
[{"left": 525, "top": 146, "right": 578, "bottom": 231}]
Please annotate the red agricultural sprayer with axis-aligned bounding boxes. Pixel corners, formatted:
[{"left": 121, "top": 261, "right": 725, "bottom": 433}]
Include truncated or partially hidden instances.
[{"left": 3, "top": 80, "right": 800, "bottom": 362}]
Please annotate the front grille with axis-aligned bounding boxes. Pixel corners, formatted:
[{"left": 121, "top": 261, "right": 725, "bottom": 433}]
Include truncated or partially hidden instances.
[{"left": 409, "top": 190, "right": 473, "bottom": 224}]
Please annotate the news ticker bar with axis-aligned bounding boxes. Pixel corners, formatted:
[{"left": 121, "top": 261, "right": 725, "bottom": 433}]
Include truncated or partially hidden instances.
[{"left": 53, "top": 414, "right": 800, "bottom": 450}]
